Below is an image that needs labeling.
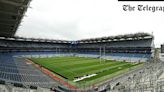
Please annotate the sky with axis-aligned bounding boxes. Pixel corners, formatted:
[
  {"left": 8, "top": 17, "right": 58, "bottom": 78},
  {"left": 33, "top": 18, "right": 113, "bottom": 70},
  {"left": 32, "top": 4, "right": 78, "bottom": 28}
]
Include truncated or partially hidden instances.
[{"left": 15, "top": 0, "right": 164, "bottom": 47}]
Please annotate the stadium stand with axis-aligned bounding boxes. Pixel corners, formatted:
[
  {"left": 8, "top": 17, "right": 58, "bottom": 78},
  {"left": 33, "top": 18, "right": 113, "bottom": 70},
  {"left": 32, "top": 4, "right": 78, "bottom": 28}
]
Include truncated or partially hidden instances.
[
  {"left": 0, "top": 33, "right": 154, "bottom": 91},
  {"left": 75, "top": 33, "right": 154, "bottom": 62},
  {"left": 0, "top": 37, "right": 70, "bottom": 52},
  {"left": 0, "top": 32, "right": 154, "bottom": 91},
  {"left": 0, "top": 53, "right": 58, "bottom": 88},
  {"left": 0, "top": 33, "right": 153, "bottom": 62},
  {"left": 0, "top": 0, "right": 155, "bottom": 91}
]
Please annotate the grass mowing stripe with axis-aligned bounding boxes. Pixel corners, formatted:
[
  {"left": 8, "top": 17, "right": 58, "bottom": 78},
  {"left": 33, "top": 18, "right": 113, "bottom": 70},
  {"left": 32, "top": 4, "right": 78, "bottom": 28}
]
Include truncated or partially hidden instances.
[
  {"left": 31, "top": 56, "right": 86, "bottom": 64},
  {"left": 31, "top": 57, "right": 82, "bottom": 78},
  {"left": 32, "top": 57, "right": 111, "bottom": 68},
  {"left": 30, "top": 58, "right": 86, "bottom": 66},
  {"left": 61, "top": 62, "right": 130, "bottom": 80},
  {"left": 62, "top": 61, "right": 119, "bottom": 71},
  {"left": 31, "top": 57, "right": 90, "bottom": 67},
  {"left": 58, "top": 59, "right": 110, "bottom": 69},
  {"left": 55, "top": 58, "right": 99, "bottom": 67},
  {"left": 72, "top": 62, "right": 127, "bottom": 73},
  {"left": 69, "top": 63, "right": 130, "bottom": 79},
  {"left": 78, "top": 64, "right": 136, "bottom": 82},
  {"left": 61, "top": 61, "right": 123, "bottom": 74}
]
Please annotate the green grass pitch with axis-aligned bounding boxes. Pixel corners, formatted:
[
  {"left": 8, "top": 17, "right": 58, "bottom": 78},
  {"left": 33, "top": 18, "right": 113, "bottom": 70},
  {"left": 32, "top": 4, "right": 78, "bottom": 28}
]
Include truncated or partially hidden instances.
[{"left": 31, "top": 56, "right": 141, "bottom": 84}]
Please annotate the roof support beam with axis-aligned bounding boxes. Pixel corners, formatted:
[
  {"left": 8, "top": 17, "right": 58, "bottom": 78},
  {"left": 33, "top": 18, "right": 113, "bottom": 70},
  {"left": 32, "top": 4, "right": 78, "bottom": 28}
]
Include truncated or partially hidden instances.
[
  {"left": 0, "top": 0, "right": 27, "bottom": 7},
  {"left": 0, "top": 30, "right": 15, "bottom": 34},
  {"left": 0, "top": 19, "right": 17, "bottom": 22},
  {"left": 0, "top": 22, "right": 15, "bottom": 26},
  {"left": 0, "top": 10, "right": 23, "bottom": 16}
]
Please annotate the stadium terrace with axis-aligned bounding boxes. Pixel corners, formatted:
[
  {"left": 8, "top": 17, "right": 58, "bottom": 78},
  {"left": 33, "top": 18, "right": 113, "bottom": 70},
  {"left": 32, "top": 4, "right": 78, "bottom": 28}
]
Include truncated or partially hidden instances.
[
  {"left": 0, "top": 0, "right": 161, "bottom": 92},
  {"left": 0, "top": 32, "right": 154, "bottom": 63},
  {"left": 0, "top": 32, "right": 154, "bottom": 91}
]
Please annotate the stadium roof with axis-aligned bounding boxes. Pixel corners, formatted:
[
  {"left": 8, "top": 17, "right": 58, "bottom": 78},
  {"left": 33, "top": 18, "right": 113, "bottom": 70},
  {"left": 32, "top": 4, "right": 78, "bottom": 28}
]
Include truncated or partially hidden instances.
[
  {"left": 78, "top": 32, "right": 153, "bottom": 43},
  {"left": 0, "top": 0, "right": 31, "bottom": 37},
  {"left": 0, "top": 32, "right": 153, "bottom": 44},
  {"left": 0, "top": 36, "right": 71, "bottom": 43}
]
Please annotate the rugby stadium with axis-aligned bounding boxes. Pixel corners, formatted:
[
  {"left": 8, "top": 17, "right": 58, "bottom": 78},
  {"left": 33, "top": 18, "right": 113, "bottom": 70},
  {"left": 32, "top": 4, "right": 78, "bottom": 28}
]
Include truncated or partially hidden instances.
[{"left": 0, "top": 0, "right": 164, "bottom": 92}]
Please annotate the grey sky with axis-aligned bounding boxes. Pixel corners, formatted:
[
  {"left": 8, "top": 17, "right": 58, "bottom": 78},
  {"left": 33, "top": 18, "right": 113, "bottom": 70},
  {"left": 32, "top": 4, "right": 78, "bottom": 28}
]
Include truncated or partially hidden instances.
[{"left": 16, "top": 0, "right": 164, "bottom": 47}]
